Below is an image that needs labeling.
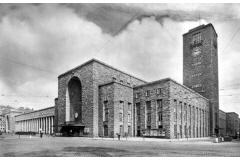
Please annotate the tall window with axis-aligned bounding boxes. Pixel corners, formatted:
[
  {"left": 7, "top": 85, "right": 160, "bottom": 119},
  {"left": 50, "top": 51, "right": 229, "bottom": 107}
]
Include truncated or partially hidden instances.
[
  {"left": 179, "top": 102, "right": 182, "bottom": 123},
  {"left": 145, "top": 90, "right": 150, "bottom": 97},
  {"left": 119, "top": 113, "right": 123, "bottom": 122},
  {"left": 146, "top": 101, "right": 151, "bottom": 123},
  {"left": 184, "top": 103, "right": 187, "bottom": 122},
  {"left": 192, "top": 32, "right": 201, "bottom": 44},
  {"left": 158, "top": 112, "right": 162, "bottom": 122},
  {"left": 136, "top": 103, "right": 140, "bottom": 123},
  {"left": 128, "top": 103, "right": 131, "bottom": 123},
  {"left": 146, "top": 101, "right": 151, "bottom": 111},
  {"left": 157, "top": 88, "right": 162, "bottom": 95},
  {"left": 119, "top": 125, "right": 123, "bottom": 135},
  {"left": 103, "top": 101, "right": 108, "bottom": 122},
  {"left": 119, "top": 101, "right": 124, "bottom": 122},
  {"left": 157, "top": 99, "right": 162, "bottom": 110},
  {"left": 135, "top": 93, "right": 139, "bottom": 99},
  {"left": 128, "top": 126, "right": 131, "bottom": 135},
  {"left": 128, "top": 103, "right": 132, "bottom": 111},
  {"left": 147, "top": 113, "right": 151, "bottom": 123},
  {"left": 105, "top": 110, "right": 108, "bottom": 122},
  {"left": 128, "top": 113, "right": 131, "bottom": 123},
  {"left": 174, "top": 100, "right": 177, "bottom": 122}
]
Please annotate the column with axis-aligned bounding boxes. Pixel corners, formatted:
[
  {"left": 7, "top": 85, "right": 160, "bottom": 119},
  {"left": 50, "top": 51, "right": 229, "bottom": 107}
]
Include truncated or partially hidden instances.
[
  {"left": 51, "top": 116, "right": 54, "bottom": 134},
  {"left": 42, "top": 117, "right": 45, "bottom": 131},
  {"left": 37, "top": 118, "right": 39, "bottom": 133},
  {"left": 46, "top": 117, "right": 47, "bottom": 134},
  {"left": 46, "top": 117, "right": 48, "bottom": 134},
  {"left": 48, "top": 117, "right": 50, "bottom": 134}
]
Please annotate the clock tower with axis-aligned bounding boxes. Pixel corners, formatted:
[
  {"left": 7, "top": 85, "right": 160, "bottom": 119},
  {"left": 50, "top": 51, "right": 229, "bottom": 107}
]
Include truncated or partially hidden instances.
[{"left": 183, "top": 24, "right": 219, "bottom": 136}]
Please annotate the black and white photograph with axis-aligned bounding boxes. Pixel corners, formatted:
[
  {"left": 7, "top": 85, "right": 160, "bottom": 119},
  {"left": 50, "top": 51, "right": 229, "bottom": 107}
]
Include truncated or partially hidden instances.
[{"left": 0, "top": 1, "right": 240, "bottom": 158}]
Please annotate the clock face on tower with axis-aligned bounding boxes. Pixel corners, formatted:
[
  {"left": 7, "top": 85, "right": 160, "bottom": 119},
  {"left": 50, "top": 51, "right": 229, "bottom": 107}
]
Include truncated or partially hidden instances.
[{"left": 192, "top": 46, "right": 201, "bottom": 57}]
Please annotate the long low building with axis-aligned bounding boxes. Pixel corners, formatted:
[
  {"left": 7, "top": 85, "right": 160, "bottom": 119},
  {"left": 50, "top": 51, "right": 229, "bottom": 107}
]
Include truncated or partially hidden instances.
[{"left": 15, "top": 107, "right": 55, "bottom": 134}]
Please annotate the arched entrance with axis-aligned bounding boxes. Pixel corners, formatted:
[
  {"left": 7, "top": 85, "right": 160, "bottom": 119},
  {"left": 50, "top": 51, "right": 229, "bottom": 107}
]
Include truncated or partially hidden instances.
[
  {"left": 62, "top": 77, "right": 84, "bottom": 137},
  {"left": 67, "top": 77, "right": 82, "bottom": 122}
]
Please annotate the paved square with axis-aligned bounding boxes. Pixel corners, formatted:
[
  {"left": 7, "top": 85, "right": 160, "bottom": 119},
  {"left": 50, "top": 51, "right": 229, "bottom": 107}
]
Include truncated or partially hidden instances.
[{"left": 1, "top": 134, "right": 240, "bottom": 157}]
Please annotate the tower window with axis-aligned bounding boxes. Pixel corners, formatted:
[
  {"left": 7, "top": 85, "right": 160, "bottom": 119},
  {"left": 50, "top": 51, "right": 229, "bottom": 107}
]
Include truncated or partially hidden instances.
[
  {"left": 135, "top": 93, "right": 139, "bottom": 99},
  {"left": 145, "top": 90, "right": 150, "bottom": 97},
  {"left": 156, "top": 88, "right": 162, "bottom": 95},
  {"left": 192, "top": 32, "right": 202, "bottom": 44}
]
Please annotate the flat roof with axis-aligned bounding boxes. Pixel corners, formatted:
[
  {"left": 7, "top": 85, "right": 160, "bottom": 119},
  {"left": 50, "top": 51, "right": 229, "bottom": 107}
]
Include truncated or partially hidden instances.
[
  {"left": 15, "top": 106, "right": 55, "bottom": 117},
  {"left": 134, "top": 77, "right": 208, "bottom": 101},
  {"left": 183, "top": 23, "right": 218, "bottom": 37},
  {"left": 58, "top": 58, "right": 147, "bottom": 83}
]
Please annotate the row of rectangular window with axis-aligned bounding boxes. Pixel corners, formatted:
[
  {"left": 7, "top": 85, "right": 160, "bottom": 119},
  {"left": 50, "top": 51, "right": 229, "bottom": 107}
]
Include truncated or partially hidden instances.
[
  {"left": 135, "top": 88, "right": 162, "bottom": 98},
  {"left": 191, "top": 62, "right": 201, "bottom": 66},
  {"left": 191, "top": 73, "right": 202, "bottom": 78},
  {"left": 113, "top": 76, "right": 131, "bottom": 86},
  {"left": 192, "top": 84, "right": 202, "bottom": 88},
  {"left": 119, "top": 113, "right": 131, "bottom": 123}
]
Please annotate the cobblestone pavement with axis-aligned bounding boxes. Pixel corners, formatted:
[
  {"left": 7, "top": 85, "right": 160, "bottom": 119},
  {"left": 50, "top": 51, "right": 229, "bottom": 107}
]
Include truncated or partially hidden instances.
[{"left": 1, "top": 134, "right": 240, "bottom": 157}]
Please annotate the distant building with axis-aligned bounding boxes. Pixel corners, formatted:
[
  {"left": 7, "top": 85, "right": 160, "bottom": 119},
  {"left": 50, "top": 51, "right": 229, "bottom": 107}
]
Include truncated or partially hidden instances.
[
  {"left": 0, "top": 115, "right": 5, "bottom": 132},
  {"left": 219, "top": 110, "right": 226, "bottom": 136},
  {"left": 5, "top": 111, "right": 22, "bottom": 133},
  {"left": 226, "top": 112, "right": 239, "bottom": 137}
]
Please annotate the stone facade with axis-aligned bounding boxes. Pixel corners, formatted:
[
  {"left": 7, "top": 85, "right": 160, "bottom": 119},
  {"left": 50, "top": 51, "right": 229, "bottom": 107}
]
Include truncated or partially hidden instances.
[
  {"left": 98, "top": 81, "right": 133, "bottom": 137},
  {"left": 133, "top": 78, "right": 209, "bottom": 139},
  {"left": 56, "top": 59, "right": 146, "bottom": 137},
  {"left": 226, "top": 112, "right": 239, "bottom": 137},
  {"left": 219, "top": 110, "right": 227, "bottom": 136},
  {"left": 183, "top": 24, "right": 219, "bottom": 135},
  {"left": 15, "top": 107, "right": 55, "bottom": 134}
]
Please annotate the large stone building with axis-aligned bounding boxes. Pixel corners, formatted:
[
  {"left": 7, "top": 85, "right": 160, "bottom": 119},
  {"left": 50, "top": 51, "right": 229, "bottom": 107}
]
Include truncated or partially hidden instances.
[
  {"left": 133, "top": 78, "right": 209, "bottom": 139},
  {"left": 0, "top": 115, "right": 5, "bottom": 132},
  {"left": 15, "top": 107, "right": 55, "bottom": 134},
  {"left": 183, "top": 24, "right": 219, "bottom": 135},
  {"left": 226, "top": 112, "right": 239, "bottom": 137},
  {"left": 54, "top": 59, "right": 210, "bottom": 139},
  {"left": 56, "top": 59, "right": 146, "bottom": 137},
  {"left": 219, "top": 110, "right": 226, "bottom": 136},
  {"left": 7, "top": 23, "right": 226, "bottom": 139}
]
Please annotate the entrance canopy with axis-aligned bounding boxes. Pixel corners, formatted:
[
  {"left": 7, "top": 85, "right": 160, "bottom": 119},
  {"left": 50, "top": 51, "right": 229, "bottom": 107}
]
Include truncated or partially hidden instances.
[{"left": 59, "top": 121, "right": 85, "bottom": 137}]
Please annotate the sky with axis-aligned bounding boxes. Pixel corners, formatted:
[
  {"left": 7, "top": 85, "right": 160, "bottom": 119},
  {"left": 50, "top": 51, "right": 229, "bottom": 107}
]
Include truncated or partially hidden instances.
[{"left": 0, "top": 3, "right": 240, "bottom": 115}]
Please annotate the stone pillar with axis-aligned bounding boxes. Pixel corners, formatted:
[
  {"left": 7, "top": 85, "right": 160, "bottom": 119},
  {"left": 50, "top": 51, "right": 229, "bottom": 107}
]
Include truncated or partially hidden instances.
[
  {"left": 47, "top": 117, "right": 49, "bottom": 134},
  {"left": 51, "top": 116, "right": 54, "bottom": 134},
  {"left": 48, "top": 117, "right": 51, "bottom": 134},
  {"left": 43, "top": 117, "right": 46, "bottom": 134}
]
